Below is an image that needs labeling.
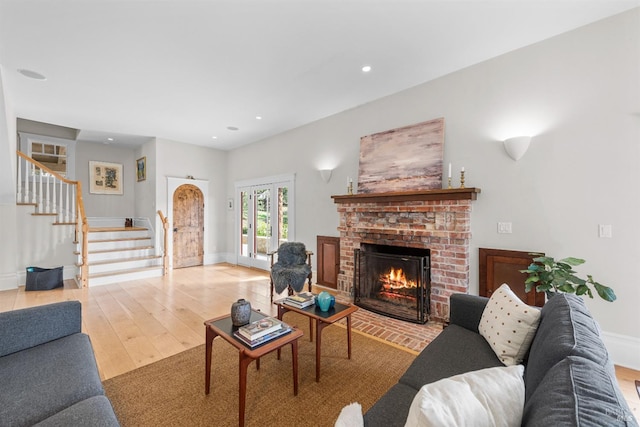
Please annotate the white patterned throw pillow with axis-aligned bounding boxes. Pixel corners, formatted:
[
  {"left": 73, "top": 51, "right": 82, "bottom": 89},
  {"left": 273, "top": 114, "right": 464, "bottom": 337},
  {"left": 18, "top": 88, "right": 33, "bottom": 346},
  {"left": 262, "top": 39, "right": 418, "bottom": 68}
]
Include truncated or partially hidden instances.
[{"left": 479, "top": 283, "right": 541, "bottom": 366}]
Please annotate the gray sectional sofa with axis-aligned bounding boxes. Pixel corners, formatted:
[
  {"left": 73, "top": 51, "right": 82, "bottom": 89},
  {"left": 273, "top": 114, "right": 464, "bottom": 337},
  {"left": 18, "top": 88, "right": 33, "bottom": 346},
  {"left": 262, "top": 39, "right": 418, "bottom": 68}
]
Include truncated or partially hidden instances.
[
  {"left": 364, "top": 293, "right": 638, "bottom": 426},
  {"left": 0, "top": 301, "right": 120, "bottom": 426}
]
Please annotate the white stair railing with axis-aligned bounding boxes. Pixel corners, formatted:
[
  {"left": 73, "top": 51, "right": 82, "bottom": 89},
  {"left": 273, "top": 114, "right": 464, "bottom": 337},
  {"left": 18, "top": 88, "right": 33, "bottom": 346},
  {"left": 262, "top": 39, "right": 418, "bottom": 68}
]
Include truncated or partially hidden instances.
[
  {"left": 17, "top": 150, "right": 89, "bottom": 287},
  {"left": 16, "top": 151, "right": 77, "bottom": 224}
]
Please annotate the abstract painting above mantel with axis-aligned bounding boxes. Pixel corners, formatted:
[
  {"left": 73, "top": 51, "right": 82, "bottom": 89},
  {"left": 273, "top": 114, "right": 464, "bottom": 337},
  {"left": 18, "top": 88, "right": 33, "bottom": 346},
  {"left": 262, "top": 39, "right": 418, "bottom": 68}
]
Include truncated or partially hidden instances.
[{"left": 357, "top": 117, "right": 444, "bottom": 193}]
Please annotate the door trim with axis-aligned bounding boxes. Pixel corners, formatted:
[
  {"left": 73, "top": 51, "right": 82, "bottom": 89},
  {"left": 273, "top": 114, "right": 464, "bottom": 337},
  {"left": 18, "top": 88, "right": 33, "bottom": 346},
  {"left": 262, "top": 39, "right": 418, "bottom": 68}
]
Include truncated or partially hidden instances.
[
  {"left": 234, "top": 173, "right": 296, "bottom": 267},
  {"left": 167, "top": 177, "right": 209, "bottom": 269}
]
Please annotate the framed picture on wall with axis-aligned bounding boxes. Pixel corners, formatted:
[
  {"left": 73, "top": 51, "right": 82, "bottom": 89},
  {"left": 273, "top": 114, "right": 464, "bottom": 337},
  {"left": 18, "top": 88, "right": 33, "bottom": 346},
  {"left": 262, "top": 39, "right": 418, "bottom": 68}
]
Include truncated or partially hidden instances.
[
  {"left": 136, "top": 156, "right": 146, "bottom": 182},
  {"left": 89, "top": 161, "right": 123, "bottom": 195}
]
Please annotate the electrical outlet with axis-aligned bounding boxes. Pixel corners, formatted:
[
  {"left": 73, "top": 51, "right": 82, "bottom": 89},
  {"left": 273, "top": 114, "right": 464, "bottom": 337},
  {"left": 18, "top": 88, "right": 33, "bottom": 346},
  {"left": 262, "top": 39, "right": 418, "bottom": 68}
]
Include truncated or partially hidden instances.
[
  {"left": 497, "top": 222, "right": 512, "bottom": 234},
  {"left": 598, "top": 224, "right": 612, "bottom": 238}
]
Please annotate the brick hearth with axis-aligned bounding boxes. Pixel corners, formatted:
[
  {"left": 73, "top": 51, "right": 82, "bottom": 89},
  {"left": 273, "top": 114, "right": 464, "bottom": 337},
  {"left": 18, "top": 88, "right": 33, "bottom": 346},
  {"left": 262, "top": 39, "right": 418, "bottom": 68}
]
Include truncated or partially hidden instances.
[{"left": 333, "top": 189, "right": 480, "bottom": 323}]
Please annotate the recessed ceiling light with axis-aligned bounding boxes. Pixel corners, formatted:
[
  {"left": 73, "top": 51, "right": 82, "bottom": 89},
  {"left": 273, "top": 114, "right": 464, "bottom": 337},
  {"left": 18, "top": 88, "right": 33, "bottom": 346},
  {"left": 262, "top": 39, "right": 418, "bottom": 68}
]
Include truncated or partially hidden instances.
[
  {"left": 211, "top": 136, "right": 218, "bottom": 139},
  {"left": 227, "top": 126, "right": 239, "bottom": 131},
  {"left": 18, "top": 69, "right": 47, "bottom": 80},
  {"left": 361, "top": 65, "right": 372, "bottom": 73},
  {"left": 107, "top": 137, "right": 114, "bottom": 141},
  {"left": 256, "top": 116, "right": 262, "bottom": 120}
]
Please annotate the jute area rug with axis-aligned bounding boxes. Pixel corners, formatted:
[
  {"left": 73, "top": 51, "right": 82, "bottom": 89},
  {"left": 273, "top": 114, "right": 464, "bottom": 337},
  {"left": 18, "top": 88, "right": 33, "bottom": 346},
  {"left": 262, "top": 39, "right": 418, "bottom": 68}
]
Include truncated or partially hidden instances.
[{"left": 103, "top": 312, "right": 417, "bottom": 427}]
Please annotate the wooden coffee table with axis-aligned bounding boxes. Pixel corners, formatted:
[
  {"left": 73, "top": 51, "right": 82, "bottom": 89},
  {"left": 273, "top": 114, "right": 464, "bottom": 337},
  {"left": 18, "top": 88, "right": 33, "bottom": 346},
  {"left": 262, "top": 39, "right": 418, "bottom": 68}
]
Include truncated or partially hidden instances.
[
  {"left": 204, "top": 310, "right": 303, "bottom": 427},
  {"left": 274, "top": 299, "right": 358, "bottom": 382}
]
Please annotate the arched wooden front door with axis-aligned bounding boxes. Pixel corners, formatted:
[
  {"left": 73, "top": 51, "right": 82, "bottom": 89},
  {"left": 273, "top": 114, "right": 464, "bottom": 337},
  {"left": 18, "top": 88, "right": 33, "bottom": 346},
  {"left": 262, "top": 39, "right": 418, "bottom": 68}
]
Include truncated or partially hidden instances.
[{"left": 173, "top": 184, "right": 204, "bottom": 269}]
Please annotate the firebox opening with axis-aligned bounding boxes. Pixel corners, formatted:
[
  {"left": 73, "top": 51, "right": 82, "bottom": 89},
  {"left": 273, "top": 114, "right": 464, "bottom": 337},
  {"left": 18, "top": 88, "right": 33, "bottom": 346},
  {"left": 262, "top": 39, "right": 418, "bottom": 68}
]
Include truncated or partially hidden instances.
[{"left": 354, "top": 244, "right": 430, "bottom": 324}]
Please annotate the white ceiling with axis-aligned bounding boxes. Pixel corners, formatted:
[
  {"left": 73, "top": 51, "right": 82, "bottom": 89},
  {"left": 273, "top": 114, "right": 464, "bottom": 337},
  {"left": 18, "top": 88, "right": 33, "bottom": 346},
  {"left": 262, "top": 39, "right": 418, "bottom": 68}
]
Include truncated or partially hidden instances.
[{"left": 1, "top": 0, "right": 638, "bottom": 150}]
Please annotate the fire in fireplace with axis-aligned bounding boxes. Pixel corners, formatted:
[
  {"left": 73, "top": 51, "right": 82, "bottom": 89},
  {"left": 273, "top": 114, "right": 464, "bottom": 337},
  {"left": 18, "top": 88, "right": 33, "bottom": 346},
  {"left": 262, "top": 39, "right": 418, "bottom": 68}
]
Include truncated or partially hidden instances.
[{"left": 354, "top": 244, "right": 430, "bottom": 324}]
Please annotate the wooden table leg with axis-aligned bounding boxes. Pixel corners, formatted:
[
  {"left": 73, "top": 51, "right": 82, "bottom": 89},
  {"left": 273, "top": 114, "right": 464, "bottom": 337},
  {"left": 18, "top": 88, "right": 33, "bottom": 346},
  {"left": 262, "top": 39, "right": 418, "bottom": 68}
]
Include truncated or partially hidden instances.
[
  {"left": 238, "top": 352, "right": 253, "bottom": 427},
  {"left": 205, "top": 326, "right": 217, "bottom": 394},
  {"left": 346, "top": 314, "right": 352, "bottom": 359},
  {"left": 315, "top": 318, "right": 327, "bottom": 382},
  {"left": 276, "top": 305, "right": 284, "bottom": 360},
  {"left": 291, "top": 339, "right": 299, "bottom": 396}
]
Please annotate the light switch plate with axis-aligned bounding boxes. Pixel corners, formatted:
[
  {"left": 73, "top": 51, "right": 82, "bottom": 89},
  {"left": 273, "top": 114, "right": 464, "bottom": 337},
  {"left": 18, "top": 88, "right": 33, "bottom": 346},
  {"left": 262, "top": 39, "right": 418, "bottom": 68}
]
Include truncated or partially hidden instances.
[
  {"left": 598, "top": 224, "right": 612, "bottom": 238},
  {"left": 497, "top": 222, "right": 512, "bottom": 234}
]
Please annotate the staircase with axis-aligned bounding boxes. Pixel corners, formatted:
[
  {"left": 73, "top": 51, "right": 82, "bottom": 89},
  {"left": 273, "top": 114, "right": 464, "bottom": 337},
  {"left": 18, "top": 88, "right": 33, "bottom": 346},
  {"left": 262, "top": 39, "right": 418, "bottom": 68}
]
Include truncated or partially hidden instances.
[
  {"left": 79, "top": 221, "right": 164, "bottom": 286},
  {"left": 17, "top": 150, "right": 167, "bottom": 288}
]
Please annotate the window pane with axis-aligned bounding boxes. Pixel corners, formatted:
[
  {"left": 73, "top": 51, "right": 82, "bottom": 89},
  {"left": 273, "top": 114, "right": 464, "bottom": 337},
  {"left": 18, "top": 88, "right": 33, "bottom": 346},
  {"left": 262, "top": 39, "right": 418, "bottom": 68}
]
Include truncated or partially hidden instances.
[
  {"left": 30, "top": 141, "right": 67, "bottom": 177},
  {"left": 240, "top": 191, "right": 249, "bottom": 257}
]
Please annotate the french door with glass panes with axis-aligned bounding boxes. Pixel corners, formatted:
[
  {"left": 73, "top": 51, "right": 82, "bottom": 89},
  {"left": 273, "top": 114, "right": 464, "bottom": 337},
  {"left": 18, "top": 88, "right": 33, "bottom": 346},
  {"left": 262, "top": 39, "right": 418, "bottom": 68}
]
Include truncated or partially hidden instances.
[{"left": 236, "top": 176, "right": 293, "bottom": 270}]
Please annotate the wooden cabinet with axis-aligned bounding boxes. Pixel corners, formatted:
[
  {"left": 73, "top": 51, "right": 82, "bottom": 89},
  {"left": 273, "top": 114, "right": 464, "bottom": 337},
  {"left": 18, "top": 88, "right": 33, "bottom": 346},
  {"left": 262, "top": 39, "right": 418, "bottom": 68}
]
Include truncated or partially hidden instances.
[
  {"left": 479, "top": 248, "right": 545, "bottom": 307},
  {"left": 317, "top": 236, "right": 339, "bottom": 289}
]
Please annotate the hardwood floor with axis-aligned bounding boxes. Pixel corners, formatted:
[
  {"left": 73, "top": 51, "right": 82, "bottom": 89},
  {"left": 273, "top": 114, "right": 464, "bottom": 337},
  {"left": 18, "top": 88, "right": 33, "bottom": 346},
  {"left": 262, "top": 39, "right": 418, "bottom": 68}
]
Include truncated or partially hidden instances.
[{"left": 0, "top": 263, "right": 638, "bottom": 419}]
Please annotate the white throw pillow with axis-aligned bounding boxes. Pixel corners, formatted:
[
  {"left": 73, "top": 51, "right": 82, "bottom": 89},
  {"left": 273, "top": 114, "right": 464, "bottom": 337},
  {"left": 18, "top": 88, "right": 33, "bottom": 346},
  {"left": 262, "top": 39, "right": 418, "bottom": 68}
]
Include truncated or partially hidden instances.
[
  {"left": 478, "top": 283, "right": 541, "bottom": 366},
  {"left": 335, "top": 402, "right": 363, "bottom": 427},
  {"left": 404, "top": 365, "right": 525, "bottom": 427}
]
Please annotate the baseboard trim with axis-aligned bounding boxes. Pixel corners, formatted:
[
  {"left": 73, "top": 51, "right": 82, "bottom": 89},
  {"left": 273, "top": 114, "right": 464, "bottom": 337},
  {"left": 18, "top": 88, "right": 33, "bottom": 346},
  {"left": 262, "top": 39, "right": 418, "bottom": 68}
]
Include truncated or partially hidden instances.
[
  {"left": 0, "top": 272, "right": 18, "bottom": 290},
  {"left": 205, "top": 253, "right": 231, "bottom": 265},
  {"left": 601, "top": 331, "right": 640, "bottom": 371}
]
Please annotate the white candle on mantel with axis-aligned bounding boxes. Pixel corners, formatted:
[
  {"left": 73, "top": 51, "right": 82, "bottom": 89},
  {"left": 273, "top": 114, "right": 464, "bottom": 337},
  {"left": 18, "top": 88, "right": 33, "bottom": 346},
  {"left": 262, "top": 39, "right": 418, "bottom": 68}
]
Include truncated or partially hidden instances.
[
  {"left": 461, "top": 166, "right": 465, "bottom": 172},
  {"left": 448, "top": 163, "right": 452, "bottom": 178}
]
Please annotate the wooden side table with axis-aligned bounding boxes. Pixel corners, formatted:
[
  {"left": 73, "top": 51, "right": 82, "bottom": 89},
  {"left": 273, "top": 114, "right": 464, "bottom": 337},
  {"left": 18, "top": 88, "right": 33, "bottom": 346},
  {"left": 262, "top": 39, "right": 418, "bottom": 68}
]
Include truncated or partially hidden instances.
[
  {"left": 274, "top": 300, "right": 358, "bottom": 382},
  {"left": 204, "top": 311, "right": 303, "bottom": 427}
]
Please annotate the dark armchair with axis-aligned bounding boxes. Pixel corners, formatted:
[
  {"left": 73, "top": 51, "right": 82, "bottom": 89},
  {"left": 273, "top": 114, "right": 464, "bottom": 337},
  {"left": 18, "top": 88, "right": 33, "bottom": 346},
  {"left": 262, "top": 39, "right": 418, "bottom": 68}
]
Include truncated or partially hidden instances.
[{"left": 269, "top": 242, "right": 313, "bottom": 302}]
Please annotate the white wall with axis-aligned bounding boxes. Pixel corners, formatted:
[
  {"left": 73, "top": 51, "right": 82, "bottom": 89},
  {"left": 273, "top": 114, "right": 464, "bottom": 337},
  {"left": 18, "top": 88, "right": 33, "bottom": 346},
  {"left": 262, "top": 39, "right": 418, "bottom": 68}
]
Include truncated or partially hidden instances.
[
  {"left": 154, "top": 138, "right": 228, "bottom": 262},
  {"left": 15, "top": 207, "right": 76, "bottom": 281},
  {"left": 226, "top": 9, "right": 640, "bottom": 366},
  {"left": 0, "top": 66, "right": 18, "bottom": 290}
]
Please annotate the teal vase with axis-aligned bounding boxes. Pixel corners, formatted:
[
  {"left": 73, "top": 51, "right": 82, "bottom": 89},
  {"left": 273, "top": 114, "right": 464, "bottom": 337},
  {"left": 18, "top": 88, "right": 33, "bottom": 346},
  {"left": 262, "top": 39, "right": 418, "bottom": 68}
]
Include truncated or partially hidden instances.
[{"left": 317, "top": 291, "right": 332, "bottom": 312}]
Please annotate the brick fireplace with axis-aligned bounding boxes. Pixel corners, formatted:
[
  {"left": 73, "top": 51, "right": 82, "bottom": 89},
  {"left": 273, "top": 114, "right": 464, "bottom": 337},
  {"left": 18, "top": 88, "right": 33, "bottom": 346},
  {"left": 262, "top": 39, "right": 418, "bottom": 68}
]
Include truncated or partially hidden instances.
[{"left": 332, "top": 188, "right": 480, "bottom": 323}]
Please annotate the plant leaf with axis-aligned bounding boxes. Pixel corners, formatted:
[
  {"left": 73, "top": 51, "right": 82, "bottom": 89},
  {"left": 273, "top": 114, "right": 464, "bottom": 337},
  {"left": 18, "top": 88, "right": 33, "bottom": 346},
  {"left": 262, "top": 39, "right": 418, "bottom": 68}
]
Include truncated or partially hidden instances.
[
  {"left": 594, "top": 283, "right": 617, "bottom": 302},
  {"left": 536, "top": 283, "right": 552, "bottom": 292},
  {"left": 558, "top": 257, "right": 585, "bottom": 266},
  {"left": 524, "top": 263, "right": 543, "bottom": 272},
  {"left": 575, "top": 284, "right": 589, "bottom": 296},
  {"left": 570, "top": 276, "right": 586, "bottom": 286},
  {"left": 532, "top": 256, "right": 554, "bottom": 265},
  {"left": 558, "top": 284, "right": 575, "bottom": 293}
]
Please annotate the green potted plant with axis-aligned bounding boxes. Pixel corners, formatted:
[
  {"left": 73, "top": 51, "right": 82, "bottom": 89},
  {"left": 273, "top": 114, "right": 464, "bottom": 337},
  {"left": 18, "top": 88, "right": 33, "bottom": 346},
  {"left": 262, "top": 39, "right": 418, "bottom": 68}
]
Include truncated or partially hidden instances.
[{"left": 521, "top": 254, "right": 616, "bottom": 302}]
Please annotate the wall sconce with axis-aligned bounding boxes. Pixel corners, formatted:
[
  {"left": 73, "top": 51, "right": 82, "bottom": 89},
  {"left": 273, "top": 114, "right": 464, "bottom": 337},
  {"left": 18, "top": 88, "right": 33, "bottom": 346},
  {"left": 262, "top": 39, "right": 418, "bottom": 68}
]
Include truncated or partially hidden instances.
[
  {"left": 503, "top": 136, "right": 532, "bottom": 161},
  {"left": 319, "top": 169, "right": 333, "bottom": 183}
]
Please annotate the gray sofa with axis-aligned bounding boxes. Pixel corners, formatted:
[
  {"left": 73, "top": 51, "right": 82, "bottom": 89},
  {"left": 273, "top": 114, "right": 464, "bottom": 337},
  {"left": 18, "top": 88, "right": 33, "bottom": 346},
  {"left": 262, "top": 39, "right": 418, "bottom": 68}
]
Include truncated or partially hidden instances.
[
  {"left": 0, "top": 301, "right": 120, "bottom": 426},
  {"left": 364, "top": 293, "right": 638, "bottom": 426}
]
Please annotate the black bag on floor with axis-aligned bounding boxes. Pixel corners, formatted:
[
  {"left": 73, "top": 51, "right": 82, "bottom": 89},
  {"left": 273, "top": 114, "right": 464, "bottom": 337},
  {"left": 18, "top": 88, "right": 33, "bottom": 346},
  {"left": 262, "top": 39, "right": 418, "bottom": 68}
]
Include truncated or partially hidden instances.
[{"left": 25, "top": 266, "right": 64, "bottom": 291}]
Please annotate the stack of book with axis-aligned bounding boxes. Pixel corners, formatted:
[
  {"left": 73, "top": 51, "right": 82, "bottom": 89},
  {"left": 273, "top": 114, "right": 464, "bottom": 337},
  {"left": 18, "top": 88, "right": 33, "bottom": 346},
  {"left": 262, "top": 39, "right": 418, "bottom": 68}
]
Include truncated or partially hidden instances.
[
  {"left": 233, "top": 316, "right": 291, "bottom": 348},
  {"left": 282, "top": 292, "right": 315, "bottom": 308}
]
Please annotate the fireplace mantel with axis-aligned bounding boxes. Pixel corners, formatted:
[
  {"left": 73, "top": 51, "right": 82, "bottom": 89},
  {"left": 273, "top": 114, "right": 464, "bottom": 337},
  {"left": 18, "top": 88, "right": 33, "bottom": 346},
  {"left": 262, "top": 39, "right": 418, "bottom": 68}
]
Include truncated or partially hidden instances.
[{"left": 332, "top": 187, "right": 481, "bottom": 204}]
